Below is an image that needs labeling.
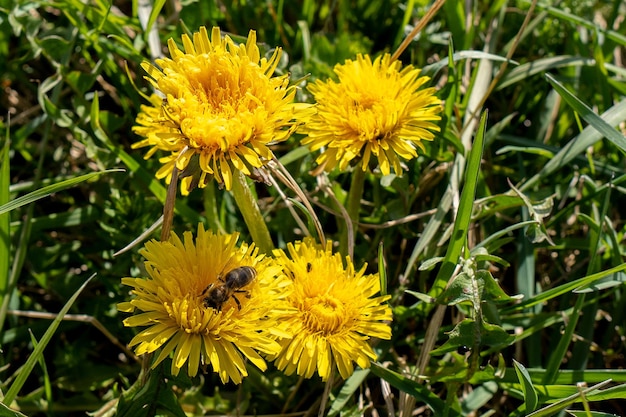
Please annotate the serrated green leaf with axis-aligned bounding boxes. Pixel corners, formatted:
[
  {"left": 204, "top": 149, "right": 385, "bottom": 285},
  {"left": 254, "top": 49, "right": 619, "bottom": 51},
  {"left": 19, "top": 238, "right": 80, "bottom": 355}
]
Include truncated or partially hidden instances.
[
  {"left": 476, "top": 270, "right": 523, "bottom": 303},
  {"left": 508, "top": 179, "right": 555, "bottom": 244},
  {"left": 431, "top": 319, "right": 514, "bottom": 355},
  {"left": 37, "top": 34, "right": 72, "bottom": 64},
  {"left": 117, "top": 363, "right": 185, "bottom": 417},
  {"left": 436, "top": 272, "right": 475, "bottom": 306},
  {"left": 156, "top": 384, "right": 187, "bottom": 417},
  {"left": 436, "top": 267, "right": 519, "bottom": 308},
  {"left": 65, "top": 65, "right": 101, "bottom": 95}
]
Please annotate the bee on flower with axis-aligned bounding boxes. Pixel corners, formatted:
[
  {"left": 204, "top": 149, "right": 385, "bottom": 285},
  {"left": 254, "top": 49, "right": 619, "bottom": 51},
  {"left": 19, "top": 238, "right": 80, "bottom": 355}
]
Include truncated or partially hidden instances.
[{"left": 118, "top": 224, "right": 291, "bottom": 383}]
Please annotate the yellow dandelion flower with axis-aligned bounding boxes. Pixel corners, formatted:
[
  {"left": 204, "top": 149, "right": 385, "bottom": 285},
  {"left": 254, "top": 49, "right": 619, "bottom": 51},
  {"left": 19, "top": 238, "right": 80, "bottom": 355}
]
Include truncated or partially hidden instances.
[
  {"left": 301, "top": 53, "right": 441, "bottom": 175},
  {"left": 272, "top": 239, "right": 392, "bottom": 381},
  {"left": 117, "top": 224, "right": 291, "bottom": 383},
  {"left": 132, "top": 26, "right": 301, "bottom": 193}
]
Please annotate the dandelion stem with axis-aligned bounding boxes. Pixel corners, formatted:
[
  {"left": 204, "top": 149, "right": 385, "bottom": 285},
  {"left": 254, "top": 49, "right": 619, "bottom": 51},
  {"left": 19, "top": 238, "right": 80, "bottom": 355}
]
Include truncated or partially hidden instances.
[
  {"left": 318, "top": 367, "right": 335, "bottom": 417},
  {"left": 341, "top": 164, "right": 365, "bottom": 259},
  {"left": 231, "top": 170, "right": 274, "bottom": 253},
  {"left": 161, "top": 165, "right": 179, "bottom": 241},
  {"left": 203, "top": 181, "right": 226, "bottom": 234}
]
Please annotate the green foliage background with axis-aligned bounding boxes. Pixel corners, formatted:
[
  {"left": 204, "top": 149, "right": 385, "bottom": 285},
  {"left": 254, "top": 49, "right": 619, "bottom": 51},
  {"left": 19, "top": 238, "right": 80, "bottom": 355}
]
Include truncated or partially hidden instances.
[{"left": 1, "top": 0, "right": 626, "bottom": 416}]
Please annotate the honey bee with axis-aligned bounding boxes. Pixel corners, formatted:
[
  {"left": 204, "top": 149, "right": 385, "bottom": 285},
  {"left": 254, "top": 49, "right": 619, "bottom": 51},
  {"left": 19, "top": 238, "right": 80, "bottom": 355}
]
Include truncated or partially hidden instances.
[{"left": 203, "top": 266, "right": 257, "bottom": 311}]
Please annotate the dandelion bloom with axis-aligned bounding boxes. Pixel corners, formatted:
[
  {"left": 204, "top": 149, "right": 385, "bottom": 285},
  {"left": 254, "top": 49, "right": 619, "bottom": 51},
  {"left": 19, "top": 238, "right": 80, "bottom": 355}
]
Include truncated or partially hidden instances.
[
  {"left": 301, "top": 53, "right": 441, "bottom": 175},
  {"left": 132, "top": 27, "right": 301, "bottom": 193},
  {"left": 118, "top": 224, "right": 291, "bottom": 383},
  {"left": 272, "top": 239, "right": 392, "bottom": 380}
]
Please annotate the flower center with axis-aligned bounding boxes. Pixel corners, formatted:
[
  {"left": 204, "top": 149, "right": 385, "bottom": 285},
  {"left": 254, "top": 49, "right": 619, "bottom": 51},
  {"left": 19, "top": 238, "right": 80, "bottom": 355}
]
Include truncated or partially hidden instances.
[
  {"left": 164, "top": 294, "right": 207, "bottom": 334},
  {"left": 303, "top": 294, "right": 347, "bottom": 335},
  {"left": 170, "top": 54, "right": 269, "bottom": 152}
]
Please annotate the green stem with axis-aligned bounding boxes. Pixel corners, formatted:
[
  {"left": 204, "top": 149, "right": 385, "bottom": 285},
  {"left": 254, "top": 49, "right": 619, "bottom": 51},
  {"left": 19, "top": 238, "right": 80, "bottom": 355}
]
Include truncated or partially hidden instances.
[
  {"left": 203, "top": 180, "right": 226, "bottom": 234},
  {"left": 231, "top": 170, "right": 274, "bottom": 253},
  {"left": 160, "top": 165, "right": 178, "bottom": 241},
  {"left": 340, "top": 164, "right": 366, "bottom": 258}
]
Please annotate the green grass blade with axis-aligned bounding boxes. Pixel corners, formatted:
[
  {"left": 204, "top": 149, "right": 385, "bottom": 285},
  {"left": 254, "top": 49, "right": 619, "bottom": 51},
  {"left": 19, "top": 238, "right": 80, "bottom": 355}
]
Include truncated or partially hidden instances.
[
  {"left": 328, "top": 369, "right": 369, "bottom": 417},
  {"left": 3, "top": 273, "right": 96, "bottom": 405},
  {"left": 0, "top": 402, "right": 27, "bottom": 417},
  {"left": 525, "top": 380, "right": 614, "bottom": 417},
  {"left": 521, "top": 98, "right": 626, "bottom": 191},
  {"left": 513, "top": 359, "right": 539, "bottom": 412},
  {"left": 540, "top": 4, "right": 626, "bottom": 46},
  {"left": 472, "top": 220, "right": 537, "bottom": 251},
  {"left": 378, "top": 241, "right": 387, "bottom": 296},
  {"left": 584, "top": 383, "right": 626, "bottom": 401},
  {"left": 501, "top": 263, "right": 626, "bottom": 313},
  {"left": 546, "top": 73, "right": 626, "bottom": 152},
  {"left": 370, "top": 362, "right": 454, "bottom": 416},
  {"left": 28, "top": 330, "right": 53, "bottom": 404},
  {"left": 428, "top": 110, "right": 487, "bottom": 297},
  {"left": 497, "top": 56, "right": 595, "bottom": 90},
  {"left": 0, "top": 128, "right": 9, "bottom": 297},
  {"left": 500, "top": 368, "right": 626, "bottom": 384},
  {"left": 423, "top": 50, "right": 517, "bottom": 78},
  {"left": 567, "top": 412, "right": 622, "bottom": 417},
  {"left": 146, "top": 0, "right": 166, "bottom": 35},
  {"left": 0, "top": 169, "right": 122, "bottom": 216},
  {"left": 543, "top": 294, "right": 586, "bottom": 384}
]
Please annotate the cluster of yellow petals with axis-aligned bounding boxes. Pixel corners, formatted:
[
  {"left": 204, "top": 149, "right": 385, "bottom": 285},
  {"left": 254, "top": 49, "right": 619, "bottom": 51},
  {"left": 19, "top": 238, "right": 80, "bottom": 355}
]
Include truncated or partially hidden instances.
[
  {"left": 300, "top": 53, "right": 441, "bottom": 175},
  {"left": 132, "top": 27, "right": 300, "bottom": 193},
  {"left": 124, "top": 25, "right": 447, "bottom": 384},
  {"left": 118, "top": 225, "right": 291, "bottom": 383},
  {"left": 119, "top": 229, "right": 392, "bottom": 383},
  {"left": 272, "top": 239, "right": 392, "bottom": 380}
]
